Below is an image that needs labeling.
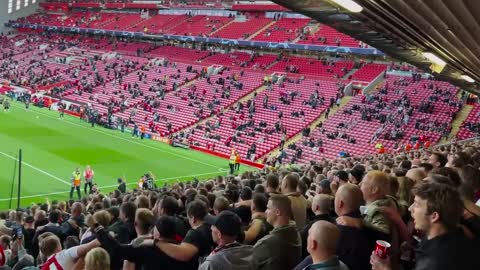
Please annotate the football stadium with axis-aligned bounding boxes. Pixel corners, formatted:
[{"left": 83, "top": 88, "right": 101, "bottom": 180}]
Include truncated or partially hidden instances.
[{"left": 0, "top": 0, "right": 479, "bottom": 269}]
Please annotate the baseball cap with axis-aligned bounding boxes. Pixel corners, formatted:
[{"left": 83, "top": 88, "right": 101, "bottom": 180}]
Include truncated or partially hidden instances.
[
  {"left": 206, "top": 210, "right": 242, "bottom": 237},
  {"left": 334, "top": 170, "right": 349, "bottom": 181}
]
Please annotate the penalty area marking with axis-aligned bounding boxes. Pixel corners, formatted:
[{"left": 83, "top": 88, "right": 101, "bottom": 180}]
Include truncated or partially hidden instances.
[{"left": 0, "top": 170, "right": 224, "bottom": 201}]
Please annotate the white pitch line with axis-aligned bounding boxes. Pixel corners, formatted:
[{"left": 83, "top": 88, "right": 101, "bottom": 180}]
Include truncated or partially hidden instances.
[
  {"left": 0, "top": 151, "right": 71, "bottom": 186},
  {"left": 0, "top": 170, "right": 223, "bottom": 201},
  {"left": 10, "top": 102, "right": 224, "bottom": 169}
]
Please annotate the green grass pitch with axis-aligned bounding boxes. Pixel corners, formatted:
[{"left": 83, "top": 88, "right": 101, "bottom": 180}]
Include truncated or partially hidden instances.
[{"left": 0, "top": 99, "right": 255, "bottom": 210}]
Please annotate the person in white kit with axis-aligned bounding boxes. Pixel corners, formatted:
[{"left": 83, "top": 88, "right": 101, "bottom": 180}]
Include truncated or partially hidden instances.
[{"left": 39, "top": 233, "right": 99, "bottom": 270}]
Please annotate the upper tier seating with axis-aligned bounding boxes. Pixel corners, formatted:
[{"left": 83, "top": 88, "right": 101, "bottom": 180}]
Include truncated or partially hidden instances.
[
  {"left": 211, "top": 18, "right": 272, "bottom": 39},
  {"left": 350, "top": 63, "right": 388, "bottom": 82},
  {"left": 252, "top": 18, "right": 310, "bottom": 42},
  {"left": 457, "top": 103, "right": 480, "bottom": 140},
  {"left": 268, "top": 56, "right": 354, "bottom": 78},
  {"left": 167, "top": 15, "right": 233, "bottom": 36},
  {"left": 298, "top": 25, "right": 360, "bottom": 47}
]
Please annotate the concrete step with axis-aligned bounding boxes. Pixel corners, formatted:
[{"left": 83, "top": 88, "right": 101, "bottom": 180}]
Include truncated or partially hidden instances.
[{"left": 439, "top": 104, "right": 474, "bottom": 143}]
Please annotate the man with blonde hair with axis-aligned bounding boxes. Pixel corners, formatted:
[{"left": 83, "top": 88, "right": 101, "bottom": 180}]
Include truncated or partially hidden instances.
[
  {"left": 39, "top": 233, "right": 99, "bottom": 269},
  {"left": 406, "top": 168, "right": 427, "bottom": 183},
  {"left": 337, "top": 171, "right": 395, "bottom": 237}
]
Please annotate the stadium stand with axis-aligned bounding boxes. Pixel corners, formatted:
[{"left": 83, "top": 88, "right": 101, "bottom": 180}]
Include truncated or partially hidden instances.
[
  {"left": 457, "top": 103, "right": 480, "bottom": 140},
  {"left": 1, "top": 2, "right": 480, "bottom": 270}
]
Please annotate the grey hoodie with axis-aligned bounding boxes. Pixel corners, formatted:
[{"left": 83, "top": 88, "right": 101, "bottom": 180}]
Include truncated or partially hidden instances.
[{"left": 199, "top": 243, "right": 256, "bottom": 270}]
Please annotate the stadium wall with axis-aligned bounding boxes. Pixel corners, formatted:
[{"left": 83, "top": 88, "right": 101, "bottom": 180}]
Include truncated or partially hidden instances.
[{"left": 0, "top": 0, "right": 40, "bottom": 34}]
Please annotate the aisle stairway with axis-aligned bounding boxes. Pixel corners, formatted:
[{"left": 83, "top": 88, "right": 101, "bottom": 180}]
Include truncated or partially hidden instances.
[
  {"left": 440, "top": 104, "right": 473, "bottom": 143},
  {"left": 246, "top": 21, "right": 276, "bottom": 40},
  {"left": 259, "top": 95, "right": 353, "bottom": 162},
  {"left": 173, "top": 84, "right": 269, "bottom": 136}
]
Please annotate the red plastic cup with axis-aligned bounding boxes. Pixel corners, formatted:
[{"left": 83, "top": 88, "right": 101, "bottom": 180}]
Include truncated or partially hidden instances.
[{"left": 375, "top": 240, "right": 391, "bottom": 259}]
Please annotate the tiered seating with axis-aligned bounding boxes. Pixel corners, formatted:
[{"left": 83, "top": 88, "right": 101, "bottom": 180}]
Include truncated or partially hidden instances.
[
  {"left": 146, "top": 46, "right": 210, "bottom": 63},
  {"left": 290, "top": 76, "right": 460, "bottom": 162},
  {"left": 457, "top": 104, "right": 480, "bottom": 140},
  {"left": 268, "top": 56, "right": 354, "bottom": 78},
  {"left": 64, "top": 55, "right": 150, "bottom": 114},
  {"left": 201, "top": 52, "right": 277, "bottom": 71},
  {"left": 211, "top": 18, "right": 272, "bottom": 39},
  {"left": 168, "top": 15, "right": 233, "bottom": 36},
  {"left": 121, "top": 70, "right": 264, "bottom": 135},
  {"left": 190, "top": 79, "right": 341, "bottom": 159},
  {"left": 252, "top": 18, "right": 310, "bottom": 42},
  {"left": 101, "top": 14, "right": 145, "bottom": 31},
  {"left": 102, "top": 41, "right": 155, "bottom": 56},
  {"left": 128, "top": 14, "right": 183, "bottom": 34},
  {"left": 298, "top": 25, "right": 359, "bottom": 47},
  {"left": 350, "top": 63, "right": 388, "bottom": 82}
]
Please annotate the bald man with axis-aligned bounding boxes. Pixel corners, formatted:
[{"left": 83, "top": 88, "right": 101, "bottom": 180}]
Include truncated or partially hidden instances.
[
  {"left": 300, "top": 194, "right": 334, "bottom": 257},
  {"left": 406, "top": 168, "right": 427, "bottom": 183},
  {"left": 304, "top": 221, "right": 348, "bottom": 270},
  {"left": 358, "top": 171, "right": 396, "bottom": 235},
  {"left": 335, "top": 184, "right": 376, "bottom": 270}
]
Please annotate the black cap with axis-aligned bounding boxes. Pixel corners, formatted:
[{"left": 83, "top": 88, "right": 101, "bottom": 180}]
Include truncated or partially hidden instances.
[
  {"left": 207, "top": 210, "right": 242, "bottom": 237},
  {"left": 335, "top": 170, "right": 349, "bottom": 181}
]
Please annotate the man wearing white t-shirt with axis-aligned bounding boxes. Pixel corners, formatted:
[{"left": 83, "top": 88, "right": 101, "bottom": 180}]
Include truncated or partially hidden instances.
[{"left": 39, "top": 233, "right": 99, "bottom": 270}]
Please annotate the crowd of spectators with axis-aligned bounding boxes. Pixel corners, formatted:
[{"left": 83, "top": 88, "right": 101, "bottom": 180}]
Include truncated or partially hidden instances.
[{"left": 1, "top": 139, "right": 479, "bottom": 270}]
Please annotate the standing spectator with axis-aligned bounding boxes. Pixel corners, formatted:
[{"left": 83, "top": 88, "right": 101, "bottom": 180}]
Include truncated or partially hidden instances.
[
  {"left": 371, "top": 182, "right": 478, "bottom": 270},
  {"left": 199, "top": 211, "right": 255, "bottom": 270},
  {"left": 244, "top": 194, "right": 272, "bottom": 245},
  {"left": 301, "top": 221, "right": 349, "bottom": 270},
  {"left": 300, "top": 194, "right": 334, "bottom": 258},
  {"left": 108, "top": 202, "right": 136, "bottom": 244},
  {"left": 39, "top": 233, "right": 99, "bottom": 269},
  {"left": 155, "top": 200, "right": 214, "bottom": 268},
  {"left": 123, "top": 208, "right": 155, "bottom": 270},
  {"left": 85, "top": 247, "right": 110, "bottom": 270},
  {"left": 154, "top": 196, "right": 189, "bottom": 241},
  {"left": 427, "top": 152, "right": 447, "bottom": 169},
  {"left": 253, "top": 194, "right": 301, "bottom": 270},
  {"left": 281, "top": 173, "right": 307, "bottom": 228}
]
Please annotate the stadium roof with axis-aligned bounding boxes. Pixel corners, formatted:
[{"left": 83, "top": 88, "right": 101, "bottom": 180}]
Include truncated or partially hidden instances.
[{"left": 273, "top": 0, "right": 480, "bottom": 94}]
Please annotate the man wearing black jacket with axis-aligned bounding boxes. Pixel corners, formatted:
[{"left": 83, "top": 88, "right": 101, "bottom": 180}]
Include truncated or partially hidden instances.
[
  {"left": 300, "top": 194, "right": 334, "bottom": 258},
  {"left": 108, "top": 202, "right": 137, "bottom": 244},
  {"left": 96, "top": 216, "right": 193, "bottom": 270}
]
